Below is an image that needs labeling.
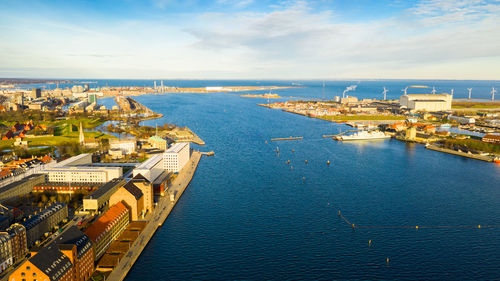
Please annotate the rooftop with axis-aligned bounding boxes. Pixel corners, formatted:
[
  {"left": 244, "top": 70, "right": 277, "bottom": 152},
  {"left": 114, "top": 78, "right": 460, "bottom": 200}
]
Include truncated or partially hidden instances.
[
  {"left": 85, "top": 202, "right": 129, "bottom": 242},
  {"left": 84, "top": 178, "right": 125, "bottom": 200},
  {"left": 165, "top": 142, "right": 189, "bottom": 154},
  {"left": 29, "top": 243, "right": 73, "bottom": 281},
  {"left": 135, "top": 154, "right": 163, "bottom": 170},
  {"left": 54, "top": 226, "right": 93, "bottom": 259},
  {"left": 122, "top": 181, "right": 144, "bottom": 200}
]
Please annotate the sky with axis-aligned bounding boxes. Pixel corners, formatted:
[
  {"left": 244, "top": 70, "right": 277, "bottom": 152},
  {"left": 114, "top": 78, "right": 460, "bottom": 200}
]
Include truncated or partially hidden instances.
[{"left": 0, "top": 0, "right": 499, "bottom": 80}]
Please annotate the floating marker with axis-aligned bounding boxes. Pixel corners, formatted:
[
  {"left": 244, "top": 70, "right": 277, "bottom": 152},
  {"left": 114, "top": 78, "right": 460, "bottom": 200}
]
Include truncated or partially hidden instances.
[
  {"left": 416, "top": 226, "right": 419, "bottom": 230},
  {"left": 338, "top": 210, "right": 341, "bottom": 216},
  {"left": 305, "top": 160, "right": 308, "bottom": 164},
  {"left": 352, "top": 224, "right": 355, "bottom": 229},
  {"left": 387, "top": 257, "right": 390, "bottom": 264},
  {"left": 369, "top": 240, "right": 372, "bottom": 247},
  {"left": 478, "top": 225, "right": 481, "bottom": 228},
  {"left": 327, "top": 160, "right": 330, "bottom": 165}
]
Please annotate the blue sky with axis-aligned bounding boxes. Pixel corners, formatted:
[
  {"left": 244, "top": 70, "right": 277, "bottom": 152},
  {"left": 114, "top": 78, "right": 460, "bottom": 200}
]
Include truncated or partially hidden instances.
[{"left": 0, "top": 0, "right": 499, "bottom": 79}]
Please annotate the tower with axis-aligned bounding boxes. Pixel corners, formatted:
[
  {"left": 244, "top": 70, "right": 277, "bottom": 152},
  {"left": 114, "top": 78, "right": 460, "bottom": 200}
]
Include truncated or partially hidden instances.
[
  {"left": 492, "top": 87, "right": 497, "bottom": 101},
  {"left": 79, "top": 122, "right": 85, "bottom": 146},
  {"left": 468, "top": 88, "right": 472, "bottom": 99}
]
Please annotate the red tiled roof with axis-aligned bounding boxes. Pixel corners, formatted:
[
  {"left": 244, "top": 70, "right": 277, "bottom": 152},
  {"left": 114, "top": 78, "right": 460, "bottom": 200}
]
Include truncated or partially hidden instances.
[{"left": 85, "top": 202, "right": 129, "bottom": 242}]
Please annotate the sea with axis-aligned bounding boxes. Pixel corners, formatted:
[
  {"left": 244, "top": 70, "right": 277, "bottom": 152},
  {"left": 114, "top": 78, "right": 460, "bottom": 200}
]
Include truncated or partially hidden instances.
[{"left": 25, "top": 80, "right": 500, "bottom": 280}]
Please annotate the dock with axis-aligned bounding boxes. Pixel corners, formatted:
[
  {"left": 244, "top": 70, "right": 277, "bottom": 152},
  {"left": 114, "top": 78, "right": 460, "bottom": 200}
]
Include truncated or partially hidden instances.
[
  {"left": 106, "top": 151, "right": 202, "bottom": 281},
  {"left": 426, "top": 144, "right": 495, "bottom": 162},
  {"left": 271, "top": 137, "right": 304, "bottom": 141}
]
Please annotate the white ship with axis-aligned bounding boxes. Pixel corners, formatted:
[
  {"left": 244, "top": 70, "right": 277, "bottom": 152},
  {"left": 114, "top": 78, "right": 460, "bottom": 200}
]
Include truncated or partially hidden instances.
[{"left": 338, "top": 130, "right": 391, "bottom": 141}]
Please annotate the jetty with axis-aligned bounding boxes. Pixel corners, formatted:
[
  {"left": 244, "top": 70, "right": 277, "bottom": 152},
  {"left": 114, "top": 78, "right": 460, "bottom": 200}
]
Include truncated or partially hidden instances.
[
  {"left": 271, "top": 137, "right": 303, "bottom": 141},
  {"left": 106, "top": 151, "right": 202, "bottom": 281},
  {"left": 426, "top": 144, "right": 495, "bottom": 162}
]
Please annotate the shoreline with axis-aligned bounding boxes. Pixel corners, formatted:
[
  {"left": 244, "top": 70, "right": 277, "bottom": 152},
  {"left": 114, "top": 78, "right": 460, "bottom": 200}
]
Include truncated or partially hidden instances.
[{"left": 106, "top": 150, "right": 202, "bottom": 281}]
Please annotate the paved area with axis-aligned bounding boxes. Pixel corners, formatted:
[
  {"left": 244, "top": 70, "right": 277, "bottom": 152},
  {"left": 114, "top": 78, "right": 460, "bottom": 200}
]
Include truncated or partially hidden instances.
[{"left": 107, "top": 151, "right": 202, "bottom": 281}]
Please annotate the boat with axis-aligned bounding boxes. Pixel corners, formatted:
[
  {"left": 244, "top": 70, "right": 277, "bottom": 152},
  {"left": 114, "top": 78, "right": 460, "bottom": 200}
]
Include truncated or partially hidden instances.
[
  {"left": 440, "top": 124, "right": 451, "bottom": 128},
  {"left": 338, "top": 130, "right": 391, "bottom": 141}
]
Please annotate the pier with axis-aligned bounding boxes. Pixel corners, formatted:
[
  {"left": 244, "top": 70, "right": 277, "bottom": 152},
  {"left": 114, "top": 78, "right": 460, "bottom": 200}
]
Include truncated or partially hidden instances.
[
  {"left": 271, "top": 137, "right": 304, "bottom": 141},
  {"left": 426, "top": 144, "right": 494, "bottom": 162},
  {"left": 106, "top": 151, "right": 202, "bottom": 281}
]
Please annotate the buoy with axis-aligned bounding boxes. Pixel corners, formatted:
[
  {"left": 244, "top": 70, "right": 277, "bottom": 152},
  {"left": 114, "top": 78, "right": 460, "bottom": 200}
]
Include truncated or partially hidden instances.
[
  {"left": 305, "top": 160, "right": 308, "bottom": 164},
  {"left": 327, "top": 160, "right": 330, "bottom": 165},
  {"left": 368, "top": 240, "right": 372, "bottom": 247},
  {"left": 386, "top": 257, "right": 390, "bottom": 264},
  {"left": 478, "top": 225, "right": 481, "bottom": 228},
  {"left": 338, "top": 210, "right": 341, "bottom": 216},
  {"left": 415, "top": 226, "right": 419, "bottom": 230},
  {"left": 352, "top": 224, "right": 355, "bottom": 229}
]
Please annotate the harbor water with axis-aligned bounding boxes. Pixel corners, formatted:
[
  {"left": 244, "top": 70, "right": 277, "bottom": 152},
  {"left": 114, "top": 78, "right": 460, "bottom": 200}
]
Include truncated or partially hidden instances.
[{"left": 94, "top": 81, "right": 500, "bottom": 280}]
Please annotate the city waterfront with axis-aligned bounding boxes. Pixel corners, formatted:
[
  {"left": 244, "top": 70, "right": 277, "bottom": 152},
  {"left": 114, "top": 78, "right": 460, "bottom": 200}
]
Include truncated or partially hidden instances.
[{"left": 112, "top": 83, "right": 500, "bottom": 280}]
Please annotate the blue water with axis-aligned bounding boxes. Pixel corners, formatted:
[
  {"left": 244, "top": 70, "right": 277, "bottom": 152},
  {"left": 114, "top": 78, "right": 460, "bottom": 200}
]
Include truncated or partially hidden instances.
[
  {"left": 82, "top": 81, "right": 500, "bottom": 281},
  {"left": 27, "top": 80, "right": 500, "bottom": 279},
  {"left": 19, "top": 79, "right": 500, "bottom": 100}
]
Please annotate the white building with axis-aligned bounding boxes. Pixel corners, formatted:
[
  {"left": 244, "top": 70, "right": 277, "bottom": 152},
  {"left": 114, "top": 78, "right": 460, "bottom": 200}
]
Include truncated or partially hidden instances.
[
  {"left": 110, "top": 139, "right": 136, "bottom": 154},
  {"left": 53, "top": 154, "right": 92, "bottom": 167},
  {"left": 448, "top": 115, "right": 475, "bottom": 124},
  {"left": 133, "top": 154, "right": 164, "bottom": 182},
  {"left": 44, "top": 166, "right": 122, "bottom": 183},
  {"left": 163, "top": 142, "right": 190, "bottom": 173},
  {"left": 399, "top": 94, "right": 452, "bottom": 112}
]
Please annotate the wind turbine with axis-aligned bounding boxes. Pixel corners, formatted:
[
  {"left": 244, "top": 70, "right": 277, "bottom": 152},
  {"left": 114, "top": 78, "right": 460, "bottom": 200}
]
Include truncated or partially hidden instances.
[
  {"left": 468, "top": 88, "right": 472, "bottom": 99},
  {"left": 450, "top": 88, "right": 454, "bottom": 97},
  {"left": 431, "top": 86, "right": 436, "bottom": 95},
  {"left": 402, "top": 87, "right": 408, "bottom": 96},
  {"left": 382, "top": 87, "right": 389, "bottom": 100},
  {"left": 492, "top": 87, "right": 497, "bottom": 101}
]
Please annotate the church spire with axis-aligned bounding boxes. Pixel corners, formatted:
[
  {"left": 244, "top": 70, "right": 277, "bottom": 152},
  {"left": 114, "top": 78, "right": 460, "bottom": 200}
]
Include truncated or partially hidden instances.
[{"left": 79, "top": 122, "right": 85, "bottom": 145}]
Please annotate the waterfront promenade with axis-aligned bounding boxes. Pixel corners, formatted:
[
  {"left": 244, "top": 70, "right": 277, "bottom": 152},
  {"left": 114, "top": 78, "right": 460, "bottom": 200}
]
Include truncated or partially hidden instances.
[{"left": 107, "top": 151, "right": 202, "bottom": 281}]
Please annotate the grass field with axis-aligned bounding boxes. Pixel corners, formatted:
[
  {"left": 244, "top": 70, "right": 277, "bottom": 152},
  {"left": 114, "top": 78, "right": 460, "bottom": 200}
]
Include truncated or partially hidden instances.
[{"left": 452, "top": 101, "right": 500, "bottom": 109}]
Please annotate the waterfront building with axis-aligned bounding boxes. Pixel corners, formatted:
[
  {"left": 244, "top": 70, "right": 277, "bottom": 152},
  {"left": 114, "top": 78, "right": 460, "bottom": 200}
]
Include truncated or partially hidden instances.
[
  {"left": 0, "top": 174, "right": 46, "bottom": 203},
  {"left": 54, "top": 226, "right": 94, "bottom": 281},
  {"left": 152, "top": 171, "right": 170, "bottom": 196},
  {"left": 132, "top": 154, "right": 164, "bottom": 182},
  {"left": 83, "top": 178, "right": 125, "bottom": 212},
  {"left": 3, "top": 224, "right": 27, "bottom": 264},
  {"left": 109, "top": 139, "right": 136, "bottom": 154},
  {"left": 163, "top": 142, "right": 190, "bottom": 173},
  {"left": 21, "top": 203, "right": 68, "bottom": 247},
  {"left": 148, "top": 136, "right": 168, "bottom": 151},
  {"left": 482, "top": 134, "right": 500, "bottom": 144},
  {"left": 130, "top": 174, "right": 154, "bottom": 213},
  {"left": 448, "top": 115, "right": 475, "bottom": 124},
  {"left": 9, "top": 243, "right": 74, "bottom": 281},
  {"left": 85, "top": 202, "right": 130, "bottom": 259},
  {"left": 0, "top": 232, "right": 13, "bottom": 273},
  {"left": 399, "top": 94, "right": 452, "bottom": 112},
  {"left": 109, "top": 182, "right": 144, "bottom": 221}
]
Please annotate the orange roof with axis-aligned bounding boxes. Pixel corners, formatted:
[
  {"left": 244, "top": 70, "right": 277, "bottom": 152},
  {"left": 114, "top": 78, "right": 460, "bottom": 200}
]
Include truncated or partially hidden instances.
[
  {"left": 85, "top": 202, "right": 129, "bottom": 242},
  {"left": 483, "top": 134, "right": 500, "bottom": 141},
  {"left": 41, "top": 155, "right": 53, "bottom": 163}
]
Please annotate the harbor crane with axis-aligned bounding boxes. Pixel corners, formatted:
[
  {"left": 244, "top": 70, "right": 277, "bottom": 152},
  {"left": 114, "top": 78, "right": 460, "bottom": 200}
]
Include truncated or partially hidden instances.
[
  {"left": 468, "top": 88, "right": 472, "bottom": 99},
  {"left": 382, "top": 87, "right": 388, "bottom": 100}
]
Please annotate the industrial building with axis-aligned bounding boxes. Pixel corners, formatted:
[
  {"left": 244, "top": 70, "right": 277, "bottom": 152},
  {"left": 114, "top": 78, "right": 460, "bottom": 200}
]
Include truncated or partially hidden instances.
[
  {"left": 163, "top": 142, "right": 190, "bottom": 172},
  {"left": 132, "top": 154, "right": 163, "bottom": 182},
  {"left": 83, "top": 178, "right": 126, "bottom": 212},
  {"left": 399, "top": 94, "right": 452, "bottom": 112}
]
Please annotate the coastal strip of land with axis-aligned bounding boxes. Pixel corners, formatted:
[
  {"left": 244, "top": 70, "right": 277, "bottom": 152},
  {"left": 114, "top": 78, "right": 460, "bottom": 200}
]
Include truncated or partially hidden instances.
[{"left": 106, "top": 150, "right": 202, "bottom": 281}]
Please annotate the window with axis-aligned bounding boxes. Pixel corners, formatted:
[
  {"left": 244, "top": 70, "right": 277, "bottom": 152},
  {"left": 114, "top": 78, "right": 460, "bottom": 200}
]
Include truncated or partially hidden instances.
[{"left": 26, "top": 266, "right": 30, "bottom": 270}]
